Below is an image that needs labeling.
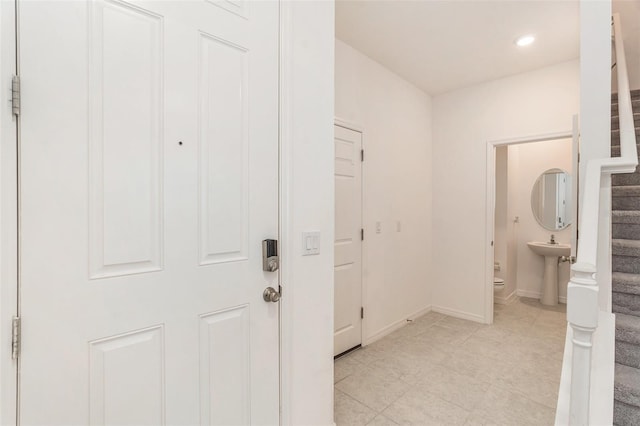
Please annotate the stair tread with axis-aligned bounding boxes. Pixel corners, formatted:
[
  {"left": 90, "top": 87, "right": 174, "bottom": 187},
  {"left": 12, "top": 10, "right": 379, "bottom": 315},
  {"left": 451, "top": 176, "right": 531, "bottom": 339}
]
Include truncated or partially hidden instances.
[
  {"left": 612, "top": 175, "right": 640, "bottom": 188},
  {"left": 616, "top": 340, "right": 640, "bottom": 369},
  {"left": 614, "top": 400, "right": 640, "bottom": 426},
  {"left": 615, "top": 363, "right": 640, "bottom": 407},
  {"left": 614, "top": 272, "right": 640, "bottom": 296},
  {"left": 614, "top": 271, "right": 640, "bottom": 283},
  {"left": 613, "top": 186, "right": 640, "bottom": 197},
  {"left": 613, "top": 239, "right": 640, "bottom": 249},
  {"left": 613, "top": 292, "right": 640, "bottom": 316},
  {"left": 617, "top": 313, "right": 640, "bottom": 345},
  {"left": 612, "top": 239, "right": 640, "bottom": 263},
  {"left": 613, "top": 211, "right": 640, "bottom": 224}
]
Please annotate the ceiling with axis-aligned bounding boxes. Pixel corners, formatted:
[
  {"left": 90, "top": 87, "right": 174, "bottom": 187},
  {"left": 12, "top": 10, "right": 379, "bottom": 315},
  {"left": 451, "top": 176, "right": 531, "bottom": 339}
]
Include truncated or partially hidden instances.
[{"left": 335, "top": 0, "right": 580, "bottom": 95}]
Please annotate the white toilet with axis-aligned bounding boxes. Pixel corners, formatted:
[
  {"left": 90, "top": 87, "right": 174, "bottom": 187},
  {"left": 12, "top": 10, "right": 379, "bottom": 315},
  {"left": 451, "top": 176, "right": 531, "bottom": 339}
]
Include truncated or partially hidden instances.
[{"left": 493, "top": 262, "right": 505, "bottom": 292}]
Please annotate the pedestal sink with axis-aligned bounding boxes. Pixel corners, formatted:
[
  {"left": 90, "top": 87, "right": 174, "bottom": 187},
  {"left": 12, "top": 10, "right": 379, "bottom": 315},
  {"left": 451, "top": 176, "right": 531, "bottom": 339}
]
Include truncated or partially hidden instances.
[{"left": 527, "top": 242, "right": 571, "bottom": 305}]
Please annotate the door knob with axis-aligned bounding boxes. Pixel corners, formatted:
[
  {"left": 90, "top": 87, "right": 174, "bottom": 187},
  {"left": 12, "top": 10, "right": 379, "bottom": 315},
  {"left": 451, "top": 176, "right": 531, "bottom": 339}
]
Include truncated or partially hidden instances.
[{"left": 263, "top": 286, "right": 281, "bottom": 303}]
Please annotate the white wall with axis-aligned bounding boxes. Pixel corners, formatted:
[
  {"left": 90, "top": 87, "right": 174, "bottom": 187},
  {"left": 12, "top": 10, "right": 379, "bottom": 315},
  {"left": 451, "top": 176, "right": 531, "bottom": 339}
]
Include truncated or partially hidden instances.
[
  {"left": 335, "top": 39, "right": 432, "bottom": 343},
  {"left": 505, "top": 147, "right": 520, "bottom": 301},
  {"left": 432, "top": 60, "right": 580, "bottom": 322},
  {"left": 613, "top": 0, "right": 640, "bottom": 90},
  {"left": 493, "top": 146, "right": 508, "bottom": 290},
  {"left": 281, "top": 2, "right": 335, "bottom": 424},
  {"left": 509, "top": 139, "right": 573, "bottom": 302}
]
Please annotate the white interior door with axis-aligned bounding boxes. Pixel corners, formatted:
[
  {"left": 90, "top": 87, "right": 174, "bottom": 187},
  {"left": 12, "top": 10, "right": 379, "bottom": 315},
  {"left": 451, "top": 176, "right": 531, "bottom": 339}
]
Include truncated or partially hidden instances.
[
  {"left": 334, "top": 125, "right": 363, "bottom": 356},
  {"left": 19, "top": 1, "right": 280, "bottom": 424}
]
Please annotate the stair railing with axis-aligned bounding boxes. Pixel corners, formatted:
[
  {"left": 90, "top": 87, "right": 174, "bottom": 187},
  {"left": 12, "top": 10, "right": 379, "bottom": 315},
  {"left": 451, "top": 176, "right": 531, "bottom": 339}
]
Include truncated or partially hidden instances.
[{"left": 567, "top": 12, "right": 638, "bottom": 425}]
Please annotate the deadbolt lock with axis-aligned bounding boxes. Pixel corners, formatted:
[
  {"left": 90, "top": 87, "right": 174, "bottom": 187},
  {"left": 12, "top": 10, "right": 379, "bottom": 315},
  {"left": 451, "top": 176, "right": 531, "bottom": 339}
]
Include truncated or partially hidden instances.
[{"left": 262, "top": 239, "right": 279, "bottom": 272}]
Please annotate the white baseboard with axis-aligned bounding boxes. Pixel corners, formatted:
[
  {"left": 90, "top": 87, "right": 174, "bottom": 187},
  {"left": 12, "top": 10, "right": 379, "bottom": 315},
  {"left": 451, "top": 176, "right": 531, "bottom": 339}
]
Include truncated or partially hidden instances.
[
  {"left": 431, "top": 305, "right": 485, "bottom": 324},
  {"left": 407, "top": 305, "right": 433, "bottom": 321},
  {"left": 494, "top": 289, "right": 517, "bottom": 305},
  {"left": 363, "top": 305, "right": 432, "bottom": 346},
  {"left": 516, "top": 289, "right": 567, "bottom": 304},
  {"left": 516, "top": 289, "right": 541, "bottom": 299}
]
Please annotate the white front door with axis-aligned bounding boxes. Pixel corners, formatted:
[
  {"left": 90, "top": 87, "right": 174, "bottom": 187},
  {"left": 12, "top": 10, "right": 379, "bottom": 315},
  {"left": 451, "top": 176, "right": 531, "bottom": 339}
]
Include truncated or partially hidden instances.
[
  {"left": 19, "top": 1, "right": 280, "bottom": 424},
  {"left": 333, "top": 125, "right": 363, "bottom": 356}
]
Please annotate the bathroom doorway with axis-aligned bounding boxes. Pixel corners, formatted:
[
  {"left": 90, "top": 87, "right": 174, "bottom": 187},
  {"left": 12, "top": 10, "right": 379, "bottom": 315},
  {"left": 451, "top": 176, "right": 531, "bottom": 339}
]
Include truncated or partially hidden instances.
[{"left": 485, "top": 124, "right": 578, "bottom": 323}]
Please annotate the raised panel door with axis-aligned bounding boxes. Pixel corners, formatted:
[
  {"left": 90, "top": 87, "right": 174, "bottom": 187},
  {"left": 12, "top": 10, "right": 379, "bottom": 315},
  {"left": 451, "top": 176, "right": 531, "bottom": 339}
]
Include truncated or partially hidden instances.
[{"left": 19, "top": 1, "right": 280, "bottom": 424}]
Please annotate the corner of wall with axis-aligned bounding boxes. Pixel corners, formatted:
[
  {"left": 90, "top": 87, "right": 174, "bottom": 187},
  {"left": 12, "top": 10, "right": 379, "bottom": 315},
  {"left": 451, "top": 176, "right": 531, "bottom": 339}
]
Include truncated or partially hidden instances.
[{"left": 282, "top": 2, "right": 335, "bottom": 425}]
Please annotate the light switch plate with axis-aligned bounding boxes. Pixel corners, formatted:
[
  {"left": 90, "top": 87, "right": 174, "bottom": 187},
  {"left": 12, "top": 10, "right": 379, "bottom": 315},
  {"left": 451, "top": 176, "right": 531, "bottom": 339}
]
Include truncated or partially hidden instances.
[{"left": 302, "top": 231, "right": 320, "bottom": 256}]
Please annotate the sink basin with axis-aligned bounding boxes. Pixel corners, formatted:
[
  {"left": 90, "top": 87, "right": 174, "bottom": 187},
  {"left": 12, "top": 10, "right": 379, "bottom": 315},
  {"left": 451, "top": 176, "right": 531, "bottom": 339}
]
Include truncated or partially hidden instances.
[
  {"left": 527, "top": 241, "right": 571, "bottom": 306},
  {"left": 527, "top": 242, "right": 571, "bottom": 257}
]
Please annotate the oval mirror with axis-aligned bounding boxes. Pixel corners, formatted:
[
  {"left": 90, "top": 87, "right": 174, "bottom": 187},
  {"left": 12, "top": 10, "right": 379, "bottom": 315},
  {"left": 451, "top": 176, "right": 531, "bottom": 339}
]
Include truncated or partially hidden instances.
[{"left": 531, "top": 168, "right": 572, "bottom": 231}]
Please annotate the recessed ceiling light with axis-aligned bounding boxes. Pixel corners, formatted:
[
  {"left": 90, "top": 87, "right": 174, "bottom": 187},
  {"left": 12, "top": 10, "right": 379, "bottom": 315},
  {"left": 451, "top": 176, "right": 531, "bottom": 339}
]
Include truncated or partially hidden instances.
[{"left": 515, "top": 35, "right": 535, "bottom": 47}]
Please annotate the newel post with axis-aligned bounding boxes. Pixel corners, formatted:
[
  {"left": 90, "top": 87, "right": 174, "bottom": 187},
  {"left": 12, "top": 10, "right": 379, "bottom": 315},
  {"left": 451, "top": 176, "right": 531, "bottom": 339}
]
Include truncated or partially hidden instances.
[{"left": 567, "top": 262, "right": 599, "bottom": 425}]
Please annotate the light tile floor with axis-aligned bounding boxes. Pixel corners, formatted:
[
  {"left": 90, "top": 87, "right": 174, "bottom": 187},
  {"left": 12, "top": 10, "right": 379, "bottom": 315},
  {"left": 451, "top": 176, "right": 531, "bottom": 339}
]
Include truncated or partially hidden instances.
[{"left": 334, "top": 297, "right": 567, "bottom": 425}]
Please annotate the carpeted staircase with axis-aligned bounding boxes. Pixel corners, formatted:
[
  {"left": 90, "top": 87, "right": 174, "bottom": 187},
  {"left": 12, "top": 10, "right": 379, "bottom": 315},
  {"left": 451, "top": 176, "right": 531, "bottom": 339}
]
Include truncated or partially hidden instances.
[{"left": 611, "top": 89, "right": 640, "bottom": 426}]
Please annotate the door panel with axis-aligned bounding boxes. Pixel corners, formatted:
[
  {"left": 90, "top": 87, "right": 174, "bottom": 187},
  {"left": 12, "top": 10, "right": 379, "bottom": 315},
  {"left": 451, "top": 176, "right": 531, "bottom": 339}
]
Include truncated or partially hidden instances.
[
  {"left": 89, "top": 0, "right": 163, "bottom": 278},
  {"left": 19, "top": 1, "right": 279, "bottom": 424},
  {"left": 198, "top": 306, "right": 250, "bottom": 425},
  {"left": 89, "top": 326, "right": 165, "bottom": 425},
  {"left": 198, "top": 31, "right": 249, "bottom": 265},
  {"left": 334, "top": 125, "right": 363, "bottom": 356}
]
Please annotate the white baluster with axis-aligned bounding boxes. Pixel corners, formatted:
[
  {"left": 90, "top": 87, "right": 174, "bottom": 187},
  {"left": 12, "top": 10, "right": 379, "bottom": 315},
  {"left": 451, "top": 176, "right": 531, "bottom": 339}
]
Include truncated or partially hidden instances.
[{"left": 567, "top": 264, "right": 599, "bottom": 425}]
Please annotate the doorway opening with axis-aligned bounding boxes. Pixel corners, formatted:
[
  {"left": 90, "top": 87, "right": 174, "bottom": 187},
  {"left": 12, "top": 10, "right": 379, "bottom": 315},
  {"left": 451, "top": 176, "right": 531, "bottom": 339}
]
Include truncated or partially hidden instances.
[{"left": 485, "top": 127, "right": 577, "bottom": 323}]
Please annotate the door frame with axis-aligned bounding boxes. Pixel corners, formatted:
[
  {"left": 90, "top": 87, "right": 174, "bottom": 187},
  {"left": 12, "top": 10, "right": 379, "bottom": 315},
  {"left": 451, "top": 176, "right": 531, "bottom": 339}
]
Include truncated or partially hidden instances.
[
  {"left": 0, "top": 0, "right": 19, "bottom": 423},
  {"left": 1, "top": 1, "right": 295, "bottom": 424},
  {"left": 332, "top": 118, "right": 365, "bottom": 351},
  {"left": 278, "top": 1, "right": 294, "bottom": 422},
  {"left": 484, "top": 130, "right": 573, "bottom": 324}
]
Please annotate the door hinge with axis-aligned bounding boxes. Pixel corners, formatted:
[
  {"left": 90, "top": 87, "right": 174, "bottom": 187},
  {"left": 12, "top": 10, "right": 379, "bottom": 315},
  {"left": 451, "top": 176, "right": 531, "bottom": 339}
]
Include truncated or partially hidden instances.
[
  {"left": 11, "top": 316, "right": 20, "bottom": 360},
  {"left": 361, "top": 149, "right": 364, "bottom": 162},
  {"left": 361, "top": 228, "right": 364, "bottom": 241},
  {"left": 11, "top": 75, "right": 20, "bottom": 116},
  {"left": 360, "top": 307, "right": 364, "bottom": 319}
]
